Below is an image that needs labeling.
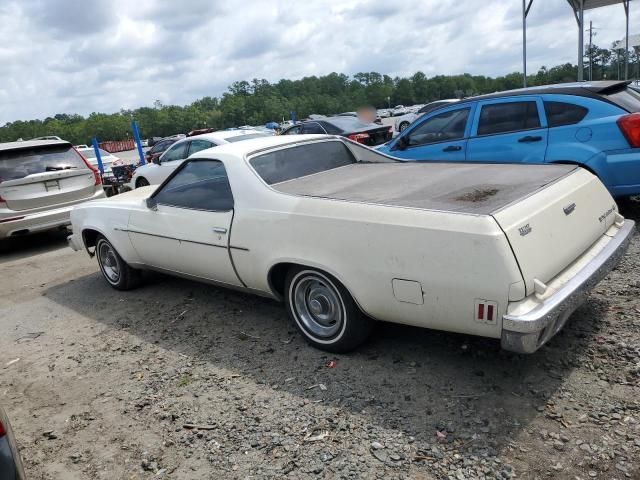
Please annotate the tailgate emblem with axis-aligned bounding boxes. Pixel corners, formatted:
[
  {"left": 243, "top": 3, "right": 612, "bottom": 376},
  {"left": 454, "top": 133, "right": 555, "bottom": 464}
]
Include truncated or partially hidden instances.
[
  {"left": 563, "top": 203, "right": 576, "bottom": 216},
  {"left": 518, "top": 223, "right": 532, "bottom": 236}
]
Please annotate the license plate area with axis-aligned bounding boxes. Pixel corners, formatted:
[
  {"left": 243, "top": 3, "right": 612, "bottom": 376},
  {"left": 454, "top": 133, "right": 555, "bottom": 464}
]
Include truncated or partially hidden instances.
[{"left": 44, "top": 180, "right": 61, "bottom": 191}]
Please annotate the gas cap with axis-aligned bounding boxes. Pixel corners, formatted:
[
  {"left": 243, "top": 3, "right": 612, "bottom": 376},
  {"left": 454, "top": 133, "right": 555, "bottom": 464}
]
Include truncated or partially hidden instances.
[{"left": 575, "top": 127, "right": 592, "bottom": 142}]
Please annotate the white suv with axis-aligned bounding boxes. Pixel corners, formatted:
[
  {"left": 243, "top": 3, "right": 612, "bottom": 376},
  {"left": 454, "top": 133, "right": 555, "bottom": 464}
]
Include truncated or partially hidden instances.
[{"left": 0, "top": 140, "right": 105, "bottom": 239}]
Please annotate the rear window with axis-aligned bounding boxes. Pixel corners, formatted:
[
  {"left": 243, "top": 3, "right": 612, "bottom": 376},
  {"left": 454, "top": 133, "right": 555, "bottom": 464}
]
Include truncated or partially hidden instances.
[
  {"left": 477, "top": 101, "right": 541, "bottom": 136},
  {"left": 0, "top": 145, "right": 87, "bottom": 182},
  {"left": 604, "top": 87, "right": 640, "bottom": 112},
  {"left": 250, "top": 141, "right": 356, "bottom": 185},
  {"left": 225, "top": 133, "right": 269, "bottom": 143},
  {"left": 543, "top": 101, "right": 589, "bottom": 127}
]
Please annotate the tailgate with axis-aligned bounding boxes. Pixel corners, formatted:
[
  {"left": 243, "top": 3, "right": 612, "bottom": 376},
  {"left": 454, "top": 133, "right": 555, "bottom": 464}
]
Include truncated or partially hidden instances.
[
  {"left": 492, "top": 169, "right": 617, "bottom": 296},
  {"left": 0, "top": 170, "right": 96, "bottom": 210}
]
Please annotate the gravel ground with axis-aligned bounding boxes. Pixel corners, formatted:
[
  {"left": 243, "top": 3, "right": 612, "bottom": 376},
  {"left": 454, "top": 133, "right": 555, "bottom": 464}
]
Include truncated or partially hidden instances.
[{"left": 0, "top": 202, "right": 639, "bottom": 480}]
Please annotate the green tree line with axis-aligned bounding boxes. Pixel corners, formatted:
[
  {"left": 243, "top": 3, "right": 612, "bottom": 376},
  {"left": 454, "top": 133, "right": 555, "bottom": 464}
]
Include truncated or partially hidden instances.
[{"left": 1, "top": 43, "right": 637, "bottom": 146}]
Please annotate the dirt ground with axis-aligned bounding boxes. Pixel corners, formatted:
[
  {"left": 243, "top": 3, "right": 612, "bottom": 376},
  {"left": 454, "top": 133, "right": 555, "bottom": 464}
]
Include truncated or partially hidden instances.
[{"left": 1, "top": 203, "right": 639, "bottom": 480}]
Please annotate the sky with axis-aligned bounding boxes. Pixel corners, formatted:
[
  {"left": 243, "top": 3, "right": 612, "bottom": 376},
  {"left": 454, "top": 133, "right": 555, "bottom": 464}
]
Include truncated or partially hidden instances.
[{"left": 0, "top": 0, "right": 638, "bottom": 124}]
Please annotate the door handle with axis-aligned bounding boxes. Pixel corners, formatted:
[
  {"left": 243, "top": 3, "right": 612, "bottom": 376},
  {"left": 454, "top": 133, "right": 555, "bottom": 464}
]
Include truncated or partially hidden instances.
[
  {"left": 443, "top": 145, "right": 462, "bottom": 152},
  {"left": 518, "top": 135, "right": 542, "bottom": 143},
  {"left": 212, "top": 227, "right": 227, "bottom": 234}
]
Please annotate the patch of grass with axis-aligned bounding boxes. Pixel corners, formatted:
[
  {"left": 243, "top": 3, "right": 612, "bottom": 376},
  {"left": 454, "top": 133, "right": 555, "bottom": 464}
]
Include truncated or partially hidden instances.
[{"left": 177, "top": 375, "right": 193, "bottom": 387}]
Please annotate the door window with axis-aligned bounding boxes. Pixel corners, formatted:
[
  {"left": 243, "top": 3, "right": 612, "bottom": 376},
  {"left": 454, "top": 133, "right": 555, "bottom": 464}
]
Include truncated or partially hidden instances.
[
  {"left": 543, "top": 101, "right": 588, "bottom": 127},
  {"left": 406, "top": 108, "right": 470, "bottom": 146},
  {"left": 188, "top": 140, "right": 214, "bottom": 155},
  {"left": 154, "top": 160, "right": 233, "bottom": 211},
  {"left": 477, "top": 101, "right": 540, "bottom": 136},
  {"left": 282, "top": 125, "right": 302, "bottom": 135},
  {"left": 301, "top": 122, "right": 327, "bottom": 134},
  {"left": 161, "top": 142, "right": 188, "bottom": 162}
]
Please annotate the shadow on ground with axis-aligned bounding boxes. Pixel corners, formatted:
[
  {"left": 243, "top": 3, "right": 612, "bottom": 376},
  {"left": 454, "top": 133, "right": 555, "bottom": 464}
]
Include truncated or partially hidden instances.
[
  {"left": 0, "top": 229, "right": 68, "bottom": 264},
  {"left": 45, "top": 259, "right": 607, "bottom": 457}
]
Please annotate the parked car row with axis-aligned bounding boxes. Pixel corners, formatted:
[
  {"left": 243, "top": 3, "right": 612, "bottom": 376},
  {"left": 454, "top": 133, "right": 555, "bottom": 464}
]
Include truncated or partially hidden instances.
[{"left": 379, "top": 80, "right": 640, "bottom": 197}]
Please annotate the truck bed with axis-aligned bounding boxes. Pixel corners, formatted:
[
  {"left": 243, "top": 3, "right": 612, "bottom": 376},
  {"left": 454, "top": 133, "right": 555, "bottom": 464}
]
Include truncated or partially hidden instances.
[{"left": 274, "top": 162, "right": 577, "bottom": 215}]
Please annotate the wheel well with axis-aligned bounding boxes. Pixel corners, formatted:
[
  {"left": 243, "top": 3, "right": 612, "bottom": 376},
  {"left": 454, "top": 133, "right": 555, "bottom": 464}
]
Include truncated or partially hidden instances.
[
  {"left": 81, "top": 229, "right": 101, "bottom": 257},
  {"left": 268, "top": 262, "right": 296, "bottom": 299},
  {"left": 135, "top": 177, "right": 148, "bottom": 188}
]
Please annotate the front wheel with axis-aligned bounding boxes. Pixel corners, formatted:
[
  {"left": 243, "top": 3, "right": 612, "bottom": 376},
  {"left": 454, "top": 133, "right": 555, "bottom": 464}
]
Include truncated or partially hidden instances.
[
  {"left": 285, "top": 267, "right": 372, "bottom": 353},
  {"left": 398, "top": 121, "right": 410, "bottom": 132},
  {"left": 96, "top": 235, "right": 142, "bottom": 290},
  {"left": 136, "top": 177, "right": 150, "bottom": 188}
]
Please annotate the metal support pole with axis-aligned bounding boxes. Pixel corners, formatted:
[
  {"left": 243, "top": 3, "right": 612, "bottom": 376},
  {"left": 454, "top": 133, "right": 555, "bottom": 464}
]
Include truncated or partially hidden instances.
[
  {"left": 589, "top": 21, "right": 593, "bottom": 81},
  {"left": 578, "top": 0, "right": 584, "bottom": 81},
  {"left": 131, "top": 120, "right": 145, "bottom": 166},
  {"left": 522, "top": 0, "right": 533, "bottom": 88},
  {"left": 523, "top": 0, "right": 527, "bottom": 87},
  {"left": 91, "top": 137, "right": 104, "bottom": 175},
  {"left": 624, "top": 0, "right": 629, "bottom": 80}
]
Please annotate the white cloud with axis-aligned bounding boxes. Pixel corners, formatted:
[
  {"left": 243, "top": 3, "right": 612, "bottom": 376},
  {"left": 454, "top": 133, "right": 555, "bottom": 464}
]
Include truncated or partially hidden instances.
[{"left": 0, "top": 0, "right": 638, "bottom": 123}]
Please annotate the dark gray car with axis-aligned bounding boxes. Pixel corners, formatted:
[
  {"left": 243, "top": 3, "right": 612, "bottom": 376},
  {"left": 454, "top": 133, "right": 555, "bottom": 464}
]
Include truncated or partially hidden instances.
[{"left": 0, "top": 407, "right": 25, "bottom": 480}]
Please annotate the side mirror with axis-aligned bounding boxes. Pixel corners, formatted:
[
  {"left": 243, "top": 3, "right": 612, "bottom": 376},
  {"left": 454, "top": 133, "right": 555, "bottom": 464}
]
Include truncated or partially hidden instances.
[
  {"left": 152, "top": 156, "right": 161, "bottom": 165},
  {"left": 146, "top": 197, "right": 158, "bottom": 210}
]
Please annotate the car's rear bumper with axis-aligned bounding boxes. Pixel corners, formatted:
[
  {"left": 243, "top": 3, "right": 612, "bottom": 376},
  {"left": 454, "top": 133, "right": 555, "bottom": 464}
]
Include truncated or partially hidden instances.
[
  {"left": 0, "top": 189, "right": 105, "bottom": 239},
  {"left": 501, "top": 219, "right": 635, "bottom": 353}
]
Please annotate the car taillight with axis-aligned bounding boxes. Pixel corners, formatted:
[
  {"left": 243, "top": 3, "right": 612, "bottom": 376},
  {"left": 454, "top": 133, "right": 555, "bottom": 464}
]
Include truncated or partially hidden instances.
[
  {"left": 74, "top": 148, "right": 102, "bottom": 185},
  {"left": 348, "top": 132, "right": 370, "bottom": 144},
  {"left": 617, "top": 113, "right": 640, "bottom": 148},
  {"left": 0, "top": 420, "right": 6, "bottom": 437}
]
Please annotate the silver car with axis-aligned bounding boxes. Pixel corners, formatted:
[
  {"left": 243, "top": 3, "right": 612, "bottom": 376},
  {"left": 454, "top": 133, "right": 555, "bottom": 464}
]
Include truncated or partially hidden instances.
[
  {"left": 0, "top": 140, "right": 105, "bottom": 239},
  {"left": 0, "top": 407, "right": 25, "bottom": 480}
]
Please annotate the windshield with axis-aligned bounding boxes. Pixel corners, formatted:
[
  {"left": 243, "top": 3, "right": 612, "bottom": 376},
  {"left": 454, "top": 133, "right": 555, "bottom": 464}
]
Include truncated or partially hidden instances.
[
  {"left": 0, "top": 145, "right": 87, "bottom": 182},
  {"left": 250, "top": 140, "right": 392, "bottom": 185}
]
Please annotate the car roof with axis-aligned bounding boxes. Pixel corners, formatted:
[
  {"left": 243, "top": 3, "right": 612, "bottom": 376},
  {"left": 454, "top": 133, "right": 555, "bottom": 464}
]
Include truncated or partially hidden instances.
[
  {"left": 174, "top": 129, "right": 267, "bottom": 145},
  {"left": 454, "top": 80, "right": 631, "bottom": 106},
  {"left": 0, "top": 139, "right": 71, "bottom": 152},
  {"left": 189, "top": 134, "right": 339, "bottom": 159}
]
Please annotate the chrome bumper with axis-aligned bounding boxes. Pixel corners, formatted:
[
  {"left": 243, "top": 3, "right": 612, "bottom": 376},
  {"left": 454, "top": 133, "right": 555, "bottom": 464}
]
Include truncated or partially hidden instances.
[{"left": 501, "top": 220, "right": 635, "bottom": 354}]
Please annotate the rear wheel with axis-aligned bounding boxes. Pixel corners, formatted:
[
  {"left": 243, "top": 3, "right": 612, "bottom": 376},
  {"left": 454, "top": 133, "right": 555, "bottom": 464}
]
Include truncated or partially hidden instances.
[
  {"left": 96, "top": 235, "right": 142, "bottom": 290},
  {"left": 284, "top": 267, "right": 372, "bottom": 353},
  {"left": 399, "top": 121, "right": 410, "bottom": 132},
  {"left": 136, "top": 177, "right": 150, "bottom": 188}
]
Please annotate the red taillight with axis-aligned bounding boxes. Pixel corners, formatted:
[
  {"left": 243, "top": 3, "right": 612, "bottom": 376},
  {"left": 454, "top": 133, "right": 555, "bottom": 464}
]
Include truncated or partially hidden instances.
[
  {"left": 617, "top": 113, "right": 640, "bottom": 148},
  {"left": 74, "top": 148, "right": 102, "bottom": 185},
  {"left": 348, "top": 132, "right": 370, "bottom": 144},
  {"left": 0, "top": 420, "right": 6, "bottom": 437}
]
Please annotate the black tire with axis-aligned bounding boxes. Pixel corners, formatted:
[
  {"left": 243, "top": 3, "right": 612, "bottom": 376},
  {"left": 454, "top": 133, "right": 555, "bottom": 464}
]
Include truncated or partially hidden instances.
[
  {"left": 95, "top": 235, "right": 142, "bottom": 290},
  {"left": 399, "top": 121, "right": 410, "bottom": 132},
  {"left": 284, "top": 267, "right": 372, "bottom": 353},
  {"left": 136, "top": 177, "right": 150, "bottom": 188},
  {"left": 119, "top": 185, "right": 133, "bottom": 194}
]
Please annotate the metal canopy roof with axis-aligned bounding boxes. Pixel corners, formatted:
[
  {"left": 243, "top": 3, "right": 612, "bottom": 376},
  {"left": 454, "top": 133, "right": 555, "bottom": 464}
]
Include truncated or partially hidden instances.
[
  {"left": 566, "top": 0, "right": 625, "bottom": 10},
  {"left": 521, "top": 0, "right": 634, "bottom": 87}
]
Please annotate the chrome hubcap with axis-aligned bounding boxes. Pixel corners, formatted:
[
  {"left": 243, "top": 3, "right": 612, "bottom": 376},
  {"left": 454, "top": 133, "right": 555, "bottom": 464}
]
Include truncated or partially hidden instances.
[
  {"left": 98, "top": 242, "right": 120, "bottom": 283},
  {"left": 293, "top": 275, "right": 343, "bottom": 338}
]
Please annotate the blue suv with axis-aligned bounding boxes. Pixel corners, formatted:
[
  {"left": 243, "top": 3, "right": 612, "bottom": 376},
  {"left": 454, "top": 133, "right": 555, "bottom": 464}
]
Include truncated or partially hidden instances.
[{"left": 377, "top": 81, "right": 640, "bottom": 197}]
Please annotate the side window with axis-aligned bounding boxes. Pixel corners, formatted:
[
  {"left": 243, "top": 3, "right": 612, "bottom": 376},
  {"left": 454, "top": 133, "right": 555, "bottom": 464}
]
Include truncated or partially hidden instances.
[
  {"left": 544, "top": 101, "right": 588, "bottom": 127},
  {"left": 301, "top": 122, "right": 327, "bottom": 134},
  {"left": 407, "top": 108, "right": 470, "bottom": 146},
  {"left": 283, "top": 125, "right": 302, "bottom": 135},
  {"left": 477, "top": 101, "right": 540, "bottom": 136},
  {"left": 189, "top": 140, "right": 214, "bottom": 155},
  {"left": 154, "top": 160, "right": 233, "bottom": 211},
  {"left": 161, "top": 142, "right": 188, "bottom": 162}
]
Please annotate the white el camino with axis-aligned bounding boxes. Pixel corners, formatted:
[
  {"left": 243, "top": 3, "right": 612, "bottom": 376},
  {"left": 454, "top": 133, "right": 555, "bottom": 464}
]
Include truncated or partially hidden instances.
[{"left": 68, "top": 135, "right": 634, "bottom": 353}]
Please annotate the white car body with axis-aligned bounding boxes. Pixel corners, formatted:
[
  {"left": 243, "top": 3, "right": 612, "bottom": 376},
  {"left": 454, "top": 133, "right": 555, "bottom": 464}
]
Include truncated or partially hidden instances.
[
  {"left": 76, "top": 147, "right": 122, "bottom": 175},
  {"left": 1, "top": 140, "right": 105, "bottom": 239},
  {"left": 130, "top": 129, "right": 269, "bottom": 188},
  {"left": 68, "top": 135, "right": 634, "bottom": 354}
]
